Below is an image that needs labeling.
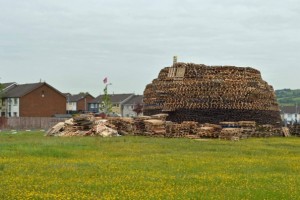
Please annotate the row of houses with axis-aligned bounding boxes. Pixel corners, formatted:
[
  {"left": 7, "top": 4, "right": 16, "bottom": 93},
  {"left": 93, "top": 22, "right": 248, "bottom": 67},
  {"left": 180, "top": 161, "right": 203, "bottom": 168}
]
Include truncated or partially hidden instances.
[{"left": 0, "top": 82, "right": 143, "bottom": 118}]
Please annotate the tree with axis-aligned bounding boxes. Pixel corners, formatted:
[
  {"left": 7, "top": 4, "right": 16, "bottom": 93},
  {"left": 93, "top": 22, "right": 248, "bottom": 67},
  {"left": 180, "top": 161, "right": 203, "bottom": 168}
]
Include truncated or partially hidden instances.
[
  {"left": 0, "top": 83, "right": 3, "bottom": 110},
  {"left": 99, "top": 85, "right": 112, "bottom": 115},
  {"left": 133, "top": 103, "right": 143, "bottom": 116},
  {"left": 0, "top": 83, "right": 3, "bottom": 97}
]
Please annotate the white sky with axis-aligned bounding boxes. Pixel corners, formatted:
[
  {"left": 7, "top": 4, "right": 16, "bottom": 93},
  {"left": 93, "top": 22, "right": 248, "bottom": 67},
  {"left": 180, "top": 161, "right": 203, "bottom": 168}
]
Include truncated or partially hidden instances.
[{"left": 1, "top": 0, "right": 299, "bottom": 96}]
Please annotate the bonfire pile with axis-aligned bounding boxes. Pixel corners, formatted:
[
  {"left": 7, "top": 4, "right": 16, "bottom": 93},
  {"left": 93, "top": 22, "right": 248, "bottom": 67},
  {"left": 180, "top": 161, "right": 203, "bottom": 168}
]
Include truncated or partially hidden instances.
[{"left": 143, "top": 62, "right": 281, "bottom": 125}]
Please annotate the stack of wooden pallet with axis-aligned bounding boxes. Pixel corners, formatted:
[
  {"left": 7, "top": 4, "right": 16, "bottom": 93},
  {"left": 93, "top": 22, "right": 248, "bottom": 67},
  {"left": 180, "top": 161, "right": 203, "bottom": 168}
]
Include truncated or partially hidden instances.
[
  {"left": 107, "top": 117, "right": 134, "bottom": 135},
  {"left": 219, "top": 128, "right": 242, "bottom": 140},
  {"left": 238, "top": 121, "right": 256, "bottom": 138},
  {"left": 289, "top": 124, "right": 300, "bottom": 136},
  {"left": 72, "top": 114, "right": 94, "bottom": 131},
  {"left": 133, "top": 116, "right": 151, "bottom": 135},
  {"left": 254, "top": 124, "right": 276, "bottom": 137},
  {"left": 144, "top": 119, "right": 166, "bottom": 136},
  {"left": 197, "top": 123, "right": 222, "bottom": 138},
  {"left": 143, "top": 62, "right": 281, "bottom": 125}
]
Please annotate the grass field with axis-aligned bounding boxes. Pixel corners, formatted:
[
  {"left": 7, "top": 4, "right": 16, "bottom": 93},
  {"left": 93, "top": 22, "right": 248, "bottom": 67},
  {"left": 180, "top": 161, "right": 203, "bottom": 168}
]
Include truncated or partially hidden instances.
[{"left": 1, "top": 131, "right": 300, "bottom": 199}]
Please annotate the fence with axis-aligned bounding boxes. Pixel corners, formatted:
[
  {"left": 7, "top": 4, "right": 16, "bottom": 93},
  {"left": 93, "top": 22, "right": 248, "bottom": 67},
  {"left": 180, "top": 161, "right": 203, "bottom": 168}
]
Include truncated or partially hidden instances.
[{"left": 0, "top": 117, "right": 69, "bottom": 131}]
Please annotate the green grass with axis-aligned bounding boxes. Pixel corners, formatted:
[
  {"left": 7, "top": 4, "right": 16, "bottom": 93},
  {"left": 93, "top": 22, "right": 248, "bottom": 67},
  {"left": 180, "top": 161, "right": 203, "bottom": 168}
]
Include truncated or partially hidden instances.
[{"left": 1, "top": 131, "right": 300, "bottom": 199}]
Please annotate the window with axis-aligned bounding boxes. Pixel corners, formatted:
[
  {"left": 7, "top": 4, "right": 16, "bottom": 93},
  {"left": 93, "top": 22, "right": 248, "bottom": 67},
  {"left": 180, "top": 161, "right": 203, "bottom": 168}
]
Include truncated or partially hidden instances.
[
  {"left": 13, "top": 112, "right": 17, "bottom": 117},
  {"left": 14, "top": 98, "right": 18, "bottom": 105}
]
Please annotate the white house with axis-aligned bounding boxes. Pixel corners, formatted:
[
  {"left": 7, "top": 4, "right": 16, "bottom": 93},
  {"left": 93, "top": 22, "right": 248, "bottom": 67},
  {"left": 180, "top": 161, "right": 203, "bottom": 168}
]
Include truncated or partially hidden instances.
[
  {"left": 0, "top": 82, "right": 17, "bottom": 117},
  {"left": 280, "top": 105, "right": 300, "bottom": 125},
  {"left": 122, "top": 95, "right": 143, "bottom": 117}
]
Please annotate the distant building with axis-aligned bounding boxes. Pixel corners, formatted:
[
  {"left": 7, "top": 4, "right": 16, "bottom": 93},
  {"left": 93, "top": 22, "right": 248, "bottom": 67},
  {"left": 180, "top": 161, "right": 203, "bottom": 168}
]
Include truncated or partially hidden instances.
[
  {"left": 65, "top": 93, "right": 94, "bottom": 114},
  {"left": 122, "top": 95, "right": 144, "bottom": 117},
  {"left": 88, "top": 93, "right": 135, "bottom": 116},
  {"left": 280, "top": 105, "right": 300, "bottom": 125},
  {"left": 0, "top": 82, "right": 66, "bottom": 117}
]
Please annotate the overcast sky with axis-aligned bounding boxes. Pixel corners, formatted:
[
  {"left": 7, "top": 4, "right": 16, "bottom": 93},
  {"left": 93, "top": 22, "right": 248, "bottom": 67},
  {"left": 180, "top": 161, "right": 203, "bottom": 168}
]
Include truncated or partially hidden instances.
[{"left": 1, "top": 0, "right": 299, "bottom": 96}]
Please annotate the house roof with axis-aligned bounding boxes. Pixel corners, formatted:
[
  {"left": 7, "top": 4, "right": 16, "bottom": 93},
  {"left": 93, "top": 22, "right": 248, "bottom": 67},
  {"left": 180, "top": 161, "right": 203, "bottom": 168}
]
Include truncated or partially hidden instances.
[
  {"left": 280, "top": 106, "right": 300, "bottom": 114},
  {"left": 2, "top": 82, "right": 65, "bottom": 98},
  {"left": 1, "top": 82, "right": 17, "bottom": 91},
  {"left": 3, "top": 82, "right": 44, "bottom": 98},
  {"left": 66, "top": 93, "right": 94, "bottom": 102},
  {"left": 90, "top": 93, "right": 134, "bottom": 104},
  {"left": 123, "top": 95, "right": 144, "bottom": 105}
]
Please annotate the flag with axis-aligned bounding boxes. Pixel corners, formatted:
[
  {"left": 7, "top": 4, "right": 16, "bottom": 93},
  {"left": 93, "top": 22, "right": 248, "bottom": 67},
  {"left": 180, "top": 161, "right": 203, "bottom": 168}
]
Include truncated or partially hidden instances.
[{"left": 103, "top": 77, "right": 108, "bottom": 84}]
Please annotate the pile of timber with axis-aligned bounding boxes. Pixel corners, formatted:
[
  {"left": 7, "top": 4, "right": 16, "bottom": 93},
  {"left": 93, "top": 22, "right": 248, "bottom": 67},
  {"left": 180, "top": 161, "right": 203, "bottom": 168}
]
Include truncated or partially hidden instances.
[
  {"left": 107, "top": 117, "right": 134, "bottom": 135},
  {"left": 238, "top": 121, "right": 256, "bottom": 138},
  {"left": 253, "top": 124, "right": 283, "bottom": 137},
  {"left": 143, "top": 62, "right": 281, "bottom": 125},
  {"left": 288, "top": 124, "right": 300, "bottom": 136},
  {"left": 46, "top": 114, "right": 118, "bottom": 137},
  {"left": 133, "top": 116, "right": 151, "bottom": 135},
  {"left": 219, "top": 128, "right": 242, "bottom": 140},
  {"left": 144, "top": 119, "right": 166, "bottom": 136},
  {"left": 46, "top": 113, "right": 286, "bottom": 139},
  {"left": 197, "top": 123, "right": 222, "bottom": 138}
]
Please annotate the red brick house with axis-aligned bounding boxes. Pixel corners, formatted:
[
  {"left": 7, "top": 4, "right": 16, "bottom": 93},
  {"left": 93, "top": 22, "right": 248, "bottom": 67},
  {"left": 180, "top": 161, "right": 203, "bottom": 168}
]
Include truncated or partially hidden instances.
[
  {"left": 65, "top": 93, "right": 94, "bottom": 114},
  {"left": 1, "top": 82, "right": 66, "bottom": 117}
]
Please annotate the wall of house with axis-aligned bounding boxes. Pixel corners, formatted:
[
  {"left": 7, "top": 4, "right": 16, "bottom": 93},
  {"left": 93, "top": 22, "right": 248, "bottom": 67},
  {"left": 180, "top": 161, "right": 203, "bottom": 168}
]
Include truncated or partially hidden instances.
[
  {"left": 123, "top": 104, "right": 136, "bottom": 117},
  {"left": 77, "top": 96, "right": 94, "bottom": 112},
  {"left": 111, "top": 105, "right": 121, "bottom": 115},
  {"left": 0, "top": 98, "right": 20, "bottom": 117},
  {"left": 88, "top": 103, "right": 99, "bottom": 113},
  {"left": 20, "top": 84, "right": 66, "bottom": 117},
  {"left": 8, "top": 98, "right": 20, "bottom": 117},
  {"left": 282, "top": 113, "right": 300, "bottom": 124},
  {"left": 67, "top": 102, "right": 77, "bottom": 111}
]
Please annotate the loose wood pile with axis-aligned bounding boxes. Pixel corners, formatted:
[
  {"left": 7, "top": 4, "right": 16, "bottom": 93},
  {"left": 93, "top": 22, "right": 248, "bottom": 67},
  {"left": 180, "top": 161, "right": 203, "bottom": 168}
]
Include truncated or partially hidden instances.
[
  {"left": 46, "top": 114, "right": 118, "bottom": 137},
  {"left": 143, "top": 62, "right": 281, "bottom": 125}
]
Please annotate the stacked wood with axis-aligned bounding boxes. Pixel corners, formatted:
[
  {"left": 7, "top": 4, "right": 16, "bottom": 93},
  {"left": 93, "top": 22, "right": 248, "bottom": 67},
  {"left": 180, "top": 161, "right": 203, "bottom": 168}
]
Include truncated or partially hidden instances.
[
  {"left": 170, "top": 123, "right": 191, "bottom": 138},
  {"left": 150, "top": 113, "right": 169, "bottom": 121},
  {"left": 219, "top": 121, "right": 240, "bottom": 128},
  {"left": 107, "top": 117, "right": 134, "bottom": 135},
  {"left": 197, "top": 123, "right": 222, "bottom": 138},
  {"left": 72, "top": 114, "right": 94, "bottom": 130},
  {"left": 289, "top": 124, "right": 300, "bottom": 136},
  {"left": 165, "top": 121, "right": 175, "bottom": 138},
  {"left": 133, "top": 116, "right": 151, "bottom": 135},
  {"left": 143, "top": 62, "right": 281, "bottom": 125},
  {"left": 182, "top": 121, "right": 199, "bottom": 134},
  {"left": 144, "top": 119, "right": 166, "bottom": 136},
  {"left": 238, "top": 121, "right": 256, "bottom": 138},
  {"left": 282, "top": 127, "right": 290, "bottom": 137},
  {"left": 254, "top": 124, "right": 275, "bottom": 137},
  {"left": 219, "top": 128, "right": 242, "bottom": 140}
]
